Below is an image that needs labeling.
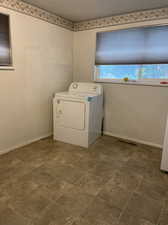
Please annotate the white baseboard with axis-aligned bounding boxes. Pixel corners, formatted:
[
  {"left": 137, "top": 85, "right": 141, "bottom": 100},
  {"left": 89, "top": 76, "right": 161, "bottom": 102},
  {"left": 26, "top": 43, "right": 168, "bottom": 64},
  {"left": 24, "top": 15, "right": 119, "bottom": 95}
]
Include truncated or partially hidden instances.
[
  {"left": 0, "top": 131, "right": 162, "bottom": 156},
  {"left": 103, "top": 131, "right": 162, "bottom": 149},
  {"left": 0, "top": 133, "right": 52, "bottom": 156}
]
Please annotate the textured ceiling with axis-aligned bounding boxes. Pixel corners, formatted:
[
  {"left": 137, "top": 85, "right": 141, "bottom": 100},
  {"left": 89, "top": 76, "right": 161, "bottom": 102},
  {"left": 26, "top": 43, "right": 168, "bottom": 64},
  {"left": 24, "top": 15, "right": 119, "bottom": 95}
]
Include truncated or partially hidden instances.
[{"left": 23, "top": 0, "right": 168, "bottom": 22}]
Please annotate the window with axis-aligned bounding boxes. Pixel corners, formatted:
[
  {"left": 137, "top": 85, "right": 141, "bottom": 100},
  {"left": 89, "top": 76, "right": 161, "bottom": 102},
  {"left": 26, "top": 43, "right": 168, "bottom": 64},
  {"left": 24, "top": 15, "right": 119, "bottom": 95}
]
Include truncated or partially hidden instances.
[
  {"left": 95, "top": 25, "right": 168, "bottom": 84},
  {"left": 0, "top": 13, "right": 12, "bottom": 67},
  {"left": 96, "top": 64, "right": 168, "bottom": 80}
]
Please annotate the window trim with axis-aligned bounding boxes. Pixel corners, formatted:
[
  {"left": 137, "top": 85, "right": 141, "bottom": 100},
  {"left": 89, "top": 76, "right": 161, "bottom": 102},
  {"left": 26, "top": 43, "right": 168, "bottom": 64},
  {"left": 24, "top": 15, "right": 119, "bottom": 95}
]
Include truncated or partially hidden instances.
[
  {"left": 0, "top": 66, "right": 14, "bottom": 70},
  {"left": 0, "top": 12, "right": 13, "bottom": 69}
]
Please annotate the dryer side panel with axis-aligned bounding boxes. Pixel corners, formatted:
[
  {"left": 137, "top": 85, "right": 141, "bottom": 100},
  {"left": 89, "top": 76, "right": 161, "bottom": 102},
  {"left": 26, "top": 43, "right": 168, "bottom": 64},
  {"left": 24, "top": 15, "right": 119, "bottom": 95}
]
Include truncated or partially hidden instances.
[{"left": 161, "top": 116, "right": 168, "bottom": 172}]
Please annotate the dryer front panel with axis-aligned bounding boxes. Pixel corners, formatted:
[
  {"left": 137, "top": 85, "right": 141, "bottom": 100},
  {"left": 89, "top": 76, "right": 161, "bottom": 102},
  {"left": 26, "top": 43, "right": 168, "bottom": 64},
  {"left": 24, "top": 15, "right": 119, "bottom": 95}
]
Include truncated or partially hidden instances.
[{"left": 55, "top": 99, "right": 85, "bottom": 130}]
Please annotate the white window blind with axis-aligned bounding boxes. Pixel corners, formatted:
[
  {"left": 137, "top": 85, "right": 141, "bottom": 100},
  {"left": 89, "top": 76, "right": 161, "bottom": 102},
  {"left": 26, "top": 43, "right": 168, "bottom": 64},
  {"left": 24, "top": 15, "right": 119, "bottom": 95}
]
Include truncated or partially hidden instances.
[{"left": 95, "top": 26, "right": 168, "bottom": 65}]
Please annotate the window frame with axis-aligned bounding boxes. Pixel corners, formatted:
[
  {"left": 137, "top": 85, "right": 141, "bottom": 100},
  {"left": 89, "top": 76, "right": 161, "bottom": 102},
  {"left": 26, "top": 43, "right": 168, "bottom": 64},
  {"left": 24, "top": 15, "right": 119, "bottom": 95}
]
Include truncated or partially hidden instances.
[
  {"left": 94, "top": 65, "right": 168, "bottom": 86},
  {"left": 94, "top": 21, "right": 168, "bottom": 86},
  {"left": 0, "top": 12, "right": 14, "bottom": 70}
]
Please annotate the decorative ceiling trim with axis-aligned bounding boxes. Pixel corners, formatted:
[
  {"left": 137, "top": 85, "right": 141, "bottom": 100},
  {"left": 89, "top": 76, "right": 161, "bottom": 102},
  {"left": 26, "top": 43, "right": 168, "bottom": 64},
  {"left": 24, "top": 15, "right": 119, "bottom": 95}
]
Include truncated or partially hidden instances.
[
  {"left": 74, "top": 7, "right": 168, "bottom": 31},
  {"left": 0, "top": 1, "right": 168, "bottom": 32},
  {"left": 0, "top": 0, "right": 74, "bottom": 31}
]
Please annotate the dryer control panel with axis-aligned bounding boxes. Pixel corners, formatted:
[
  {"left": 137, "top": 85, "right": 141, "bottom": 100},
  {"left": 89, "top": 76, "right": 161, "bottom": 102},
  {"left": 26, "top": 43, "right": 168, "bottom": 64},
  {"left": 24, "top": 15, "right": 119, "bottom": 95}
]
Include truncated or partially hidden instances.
[{"left": 69, "top": 82, "right": 103, "bottom": 95}]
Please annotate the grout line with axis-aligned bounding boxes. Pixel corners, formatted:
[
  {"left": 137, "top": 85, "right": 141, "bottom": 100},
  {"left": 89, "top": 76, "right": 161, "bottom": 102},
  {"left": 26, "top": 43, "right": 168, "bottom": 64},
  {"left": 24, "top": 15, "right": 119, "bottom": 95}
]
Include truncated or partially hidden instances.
[
  {"left": 116, "top": 175, "right": 144, "bottom": 224},
  {"left": 156, "top": 199, "right": 166, "bottom": 225},
  {"left": 116, "top": 189, "right": 135, "bottom": 225}
]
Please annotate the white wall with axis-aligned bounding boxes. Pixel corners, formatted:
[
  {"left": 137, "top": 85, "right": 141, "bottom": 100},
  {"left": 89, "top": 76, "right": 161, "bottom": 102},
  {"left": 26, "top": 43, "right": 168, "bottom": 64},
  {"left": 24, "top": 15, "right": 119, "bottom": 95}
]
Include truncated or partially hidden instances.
[
  {"left": 0, "top": 7, "right": 167, "bottom": 152},
  {"left": 73, "top": 21, "right": 168, "bottom": 147},
  {"left": 0, "top": 7, "right": 73, "bottom": 154}
]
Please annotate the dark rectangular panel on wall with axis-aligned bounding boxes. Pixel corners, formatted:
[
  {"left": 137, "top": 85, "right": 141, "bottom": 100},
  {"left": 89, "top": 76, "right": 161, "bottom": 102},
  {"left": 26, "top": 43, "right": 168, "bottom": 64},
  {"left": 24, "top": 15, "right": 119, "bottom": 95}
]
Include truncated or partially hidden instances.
[
  {"left": 0, "top": 13, "right": 12, "bottom": 66},
  {"left": 95, "top": 25, "right": 168, "bottom": 65}
]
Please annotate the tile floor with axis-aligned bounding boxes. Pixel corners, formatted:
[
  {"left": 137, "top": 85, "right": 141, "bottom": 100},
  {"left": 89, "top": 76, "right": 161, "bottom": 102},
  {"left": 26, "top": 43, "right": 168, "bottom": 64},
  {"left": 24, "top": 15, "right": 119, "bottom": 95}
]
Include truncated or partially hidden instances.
[{"left": 0, "top": 135, "right": 168, "bottom": 225}]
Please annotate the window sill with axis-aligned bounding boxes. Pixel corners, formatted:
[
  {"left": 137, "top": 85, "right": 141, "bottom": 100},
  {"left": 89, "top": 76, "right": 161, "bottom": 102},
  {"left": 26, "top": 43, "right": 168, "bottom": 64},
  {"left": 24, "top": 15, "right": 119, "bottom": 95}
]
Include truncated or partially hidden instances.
[
  {"left": 0, "top": 66, "right": 15, "bottom": 70},
  {"left": 95, "top": 79, "right": 168, "bottom": 87}
]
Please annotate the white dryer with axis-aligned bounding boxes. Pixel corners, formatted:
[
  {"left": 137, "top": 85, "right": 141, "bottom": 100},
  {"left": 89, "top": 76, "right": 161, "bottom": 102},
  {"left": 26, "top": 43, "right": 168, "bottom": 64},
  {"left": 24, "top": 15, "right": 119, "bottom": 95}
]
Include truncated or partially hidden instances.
[
  {"left": 161, "top": 115, "right": 168, "bottom": 172},
  {"left": 53, "top": 82, "right": 103, "bottom": 147}
]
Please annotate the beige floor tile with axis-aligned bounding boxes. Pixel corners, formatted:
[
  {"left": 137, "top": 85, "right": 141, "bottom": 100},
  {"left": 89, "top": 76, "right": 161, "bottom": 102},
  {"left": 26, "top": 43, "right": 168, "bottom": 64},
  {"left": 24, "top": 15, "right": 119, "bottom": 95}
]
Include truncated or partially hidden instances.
[
  {"left": 135, "top": 179, "right": 168, "bottom": 201},
  {"left": 23, "top": 165, "right": 60, "bottom": 187},
  {"left": 144, "top": 166, "right": 168, "bottom": 186},
  {"left": 55, "top": 186, "right": 94, "bottom": 218},
  {"left": 132, "top": 145, "right": 162, "bottom": 162},
  {"left": 5, "top": 177, "right": 38, "bottom": 200},
  {"left": 118, "top": 211, "right": 156, "bottom": 225},
  {"left": 0, "top": 208, "right": 29, "bottom": 225},
  {"left": 37, "top": 180, "right": 74, "bottom": 202},
  {"left": 45, "top": 162, "right": 85, "bottom": 184},
  {"left": 34, "top": 187, "right": 94, "bottom": 225},
  {"left": 8, "top": 189, "right": 50, "bottom": 219},
  {"left": 90, "top": 160, "right": 125, "bottom": 182},
  {"left": 0, "top": 135, "right": 167, "bottom": 225},
  {"left": 158, "top": 209, "right": 168, "bottom": 225},
  {"left": 75, "top": 172, "right": 105, "bottom": 196},
  {"left": 98, "top": 185, "right": 132, "bottom": 210},
  {"left": 119, "top": 193, "right": 162, "bottom": 224},
  {"left": 157, "top": 200, "right": 168, "bottom": 225},
  {"left": 106, "top": 168, "right": 143, "bottom": 192},
  {"left": 33, "top": 202, "right": 77, "bottom": 225},
  {"left": 80, "top": 196, "right": 121, "bottom": 225}
]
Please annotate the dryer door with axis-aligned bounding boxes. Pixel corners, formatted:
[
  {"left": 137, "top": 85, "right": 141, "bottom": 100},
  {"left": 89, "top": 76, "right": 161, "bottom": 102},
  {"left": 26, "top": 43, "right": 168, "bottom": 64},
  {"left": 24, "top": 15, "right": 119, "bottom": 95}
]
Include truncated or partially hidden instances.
[{"left": 56, "top": 99, "right": 85, "bottom": 130}]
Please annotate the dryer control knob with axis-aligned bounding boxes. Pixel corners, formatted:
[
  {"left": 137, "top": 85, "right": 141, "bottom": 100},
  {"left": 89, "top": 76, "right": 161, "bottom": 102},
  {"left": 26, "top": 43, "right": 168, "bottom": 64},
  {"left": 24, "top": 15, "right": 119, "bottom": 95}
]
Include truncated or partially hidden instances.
[{"left": 72, "top": 83, "right": 78, "bottom": 89}]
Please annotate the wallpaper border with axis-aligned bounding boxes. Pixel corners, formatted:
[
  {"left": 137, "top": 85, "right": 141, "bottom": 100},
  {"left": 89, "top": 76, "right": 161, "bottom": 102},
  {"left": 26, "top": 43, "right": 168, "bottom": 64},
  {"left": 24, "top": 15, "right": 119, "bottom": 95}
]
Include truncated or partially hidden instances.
[
  {"left": 0, "top": 0, "right": 74, "bottom": 31},
  {"left": 0, "top": 0, "right": 168, "bottom": 32},
  {"left": 74, "top": 7, "right": 168, "bottom": 31}
]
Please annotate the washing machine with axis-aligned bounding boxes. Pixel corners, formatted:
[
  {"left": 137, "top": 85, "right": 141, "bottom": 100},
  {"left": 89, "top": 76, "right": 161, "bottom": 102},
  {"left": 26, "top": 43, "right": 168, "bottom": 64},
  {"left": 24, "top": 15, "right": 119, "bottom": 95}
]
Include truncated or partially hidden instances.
[
  {"left": 161, "top": 115, "right": 168, "bottom": 172},
  {"left": 53, "top": 82, "right": 103, "bottom": 147}
]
